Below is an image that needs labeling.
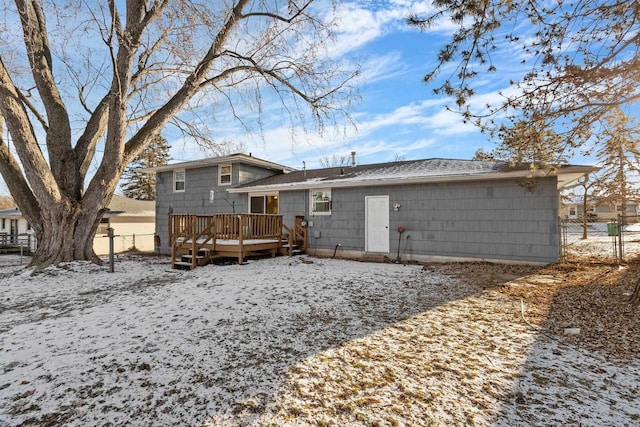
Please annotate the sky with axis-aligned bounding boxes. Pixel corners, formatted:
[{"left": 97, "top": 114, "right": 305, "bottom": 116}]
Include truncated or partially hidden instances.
[
  {"left": 165, "top": 0, "right": 517, "bottom": 170},
  {"left": 0, "top": 0, "right": 599, "bottom": 196}
]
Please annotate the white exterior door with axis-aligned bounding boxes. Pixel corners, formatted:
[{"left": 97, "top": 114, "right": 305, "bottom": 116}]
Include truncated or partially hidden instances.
[{"left": 365, "top": 195, "right": 389, "bottom": 253}]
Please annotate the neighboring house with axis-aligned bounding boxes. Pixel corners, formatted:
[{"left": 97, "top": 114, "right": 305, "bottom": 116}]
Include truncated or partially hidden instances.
[
  {"left": 561, "top": 195, "right": 639, "bottom": 220},
  {"left": 0, "top": 195, "right": 155, "bottom": 255},
  {"left": 94, "top": 195, "right": 156, "bottom": 255},
  {"left": 150, "top": 153, "right": 595, "bottom": 264},
  {"left": 0, "top": 207, "right": 36, "bottom": 251}
]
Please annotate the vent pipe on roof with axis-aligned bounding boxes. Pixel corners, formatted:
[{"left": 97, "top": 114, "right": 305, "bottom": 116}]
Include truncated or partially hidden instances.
[
  {"left": 351, "top": 151, "right": 356, "bottom": 167},
  {"left": 303, "top": 161, "right": 306, "bottom": 178}
]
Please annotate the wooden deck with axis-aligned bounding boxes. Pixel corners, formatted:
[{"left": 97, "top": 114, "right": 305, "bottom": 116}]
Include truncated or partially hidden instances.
[{"left": 169, "top": 213, "right": 306, "bottom": 269}]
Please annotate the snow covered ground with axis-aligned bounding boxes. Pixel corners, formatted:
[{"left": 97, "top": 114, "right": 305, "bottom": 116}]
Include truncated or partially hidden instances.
[
  {"left": 562, "top": 224, "right": 640, "bottom": 261},
  {"left": 1, "top": 252, "right": 639, "bottom": 426}
]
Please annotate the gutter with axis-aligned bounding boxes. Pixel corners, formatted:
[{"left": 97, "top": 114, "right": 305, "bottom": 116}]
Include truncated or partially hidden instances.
[{"left": 227, "top": 165, "right": 598, "bottom": 194}]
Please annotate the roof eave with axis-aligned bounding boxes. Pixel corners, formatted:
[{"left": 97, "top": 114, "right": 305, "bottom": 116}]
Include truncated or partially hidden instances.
[
  {"left": 141, "top": 154, "right": 294, "bottom": 174},
  {"left": 228, "top": 165, "right": 598, "bottom": 193}
]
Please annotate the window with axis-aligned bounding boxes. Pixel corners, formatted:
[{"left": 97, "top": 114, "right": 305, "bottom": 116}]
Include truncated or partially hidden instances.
[
  {"left": 27, "top": 223, "right": 31, "bottom": 231},
  {"left": 569, "top": 207, "right": 576, "bottom": 216},
  {"left": 311, "top": 189, "right": 331, "bottom": 215},
  {"left": 174, "top": 170, "right": 185, "bottom": 192},
  {"left": 219, "top": 164, "right": 232, "bottom": 186},
  {"left": 249, "top": 194, "right": 279, "bottom": 214},
  {"left": 1, "top": 219, "right": 4, "bottom": 229}
]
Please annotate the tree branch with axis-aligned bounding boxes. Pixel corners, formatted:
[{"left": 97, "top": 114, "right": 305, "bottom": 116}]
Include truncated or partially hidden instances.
[
  {"left": 0, "top": 116, "right": 41, "bottom": 235},
  {"left": 0, "top": 56, "right": 60, "bottom": 203},
  {"left": 122, "top": 0, "right": 253, "bottom": 162},
  {"left": 15, "top": 0, "right": 76, "bottom": 197},
  {"left": 241, "top": 0, "right": 313, "bottom": 24}
]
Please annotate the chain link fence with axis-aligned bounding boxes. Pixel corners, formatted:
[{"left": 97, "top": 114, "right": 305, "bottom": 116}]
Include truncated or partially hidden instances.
[
  {"left": 93, "top": 233, "right": 156, "bottom": 255},
  {"left": 560, "top": 216, "right": 640, "bottom": 263}
]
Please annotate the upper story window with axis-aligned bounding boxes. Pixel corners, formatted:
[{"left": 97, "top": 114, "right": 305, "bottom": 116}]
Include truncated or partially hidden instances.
[
  {"left": 1, "top": 218, "right": 5, "bottom": 229},
  {"left": 311, "top": 189, "right": 331, "bottom": 215},
  {"left": 219, "top": 164, "right": 232, "bottom": 186},
  {"left": 174, "top": 169, "right": 185, "bottom": 192}
]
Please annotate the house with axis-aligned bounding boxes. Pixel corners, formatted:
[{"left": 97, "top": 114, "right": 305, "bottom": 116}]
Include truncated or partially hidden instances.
[
  {"left": 0, "top": 207, "right": 36, "bottom": 251},
  {"left": 0, "top": 195, "right": 155, "bottom": 255},
  {"left": 93, "top": 195, "right": 156, "bottom": 255},
  {"left": 561, "top": 195, "right": 639, "bottom": 220},
  {"left": 150, "top": 153, "right": 595, "bottom": 265}
]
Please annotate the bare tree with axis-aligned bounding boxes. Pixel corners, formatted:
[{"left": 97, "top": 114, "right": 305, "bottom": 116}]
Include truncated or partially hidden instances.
[
  {"left": 0, "top": 1, "right": 356, "bottom": 267},
  {"left": 319, "top": 153, "right": 351, "bottom": 168},
  {"left": 563, "top": 176, "right": 598, "bottom": 239}
]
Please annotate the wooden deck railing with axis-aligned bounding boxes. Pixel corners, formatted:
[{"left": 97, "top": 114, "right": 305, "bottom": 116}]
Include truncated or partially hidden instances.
[
  {"left": 282, "top": 220, "right": 308, "bottom": 256},
  {"left": 169, "top": 213, "right": 287, "bottom": 267},
  {"left": 294, "top": 221, "right": 308, "bottom": 252}
]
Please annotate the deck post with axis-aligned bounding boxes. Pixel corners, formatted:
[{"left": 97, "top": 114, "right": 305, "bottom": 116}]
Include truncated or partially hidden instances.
[
  {"left": 169, "top": 214, "right": 175, "bottom": 269},
  {"left": 191, "top": 214, "right": 197, "bottom": 269},
  {"left": 237, "top": 215, "right": 244, "bottom": 264}
]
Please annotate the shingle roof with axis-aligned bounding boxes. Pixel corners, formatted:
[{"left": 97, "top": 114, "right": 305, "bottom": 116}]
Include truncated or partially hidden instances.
[
  {"left": 0, "top": 195, "right": 155, "bottom": 218},
  {"left": 143, "top": 152, "right": 295, "bottom": 173},
  {"left": 105, "top": 195, "right": 155, "bottom": 216},
  {"left": 232, "top": 158, "right": 506, "bottom": 190},
  {"left": 229, "top": 158, "right": 597, "bottom": 192},
  {"left": 0, "top": 207, "right": 21, "bottom": 217}
]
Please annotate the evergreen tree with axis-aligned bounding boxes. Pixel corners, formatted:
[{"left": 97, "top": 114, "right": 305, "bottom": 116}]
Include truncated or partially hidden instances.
[
  {"left": 472, "top": 120, "right": 567, "bottom": 168},
  {"left": 408, "top": 1, "right": 640, "bottom": 149},
  {"left": 120, "top": 134, "right": 171, "bottom": 201},
  {"left": 590, "top": 108, "right": 640, "bottom": 219}
]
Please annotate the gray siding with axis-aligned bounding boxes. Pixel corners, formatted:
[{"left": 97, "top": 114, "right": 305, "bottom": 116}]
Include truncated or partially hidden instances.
[
  {"left": 277, "top": 177, "right": 560, "bottom": 263},
  {"left": 154, "top": 162, "right": 281, "bottom": 253},
  {"left": 237, "top": 164, "right": 280, "bottom": 184},
  {"left": 156, "top": 161, "right": 561, "bottom": 263},
  {"left": 278, "top": 190, "right": 308, "bottom": 227}
]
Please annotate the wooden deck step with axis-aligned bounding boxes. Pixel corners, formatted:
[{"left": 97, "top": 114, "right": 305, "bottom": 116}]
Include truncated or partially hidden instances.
[{"left": 173, "top": 261, "right": 194, "bottom": 270}]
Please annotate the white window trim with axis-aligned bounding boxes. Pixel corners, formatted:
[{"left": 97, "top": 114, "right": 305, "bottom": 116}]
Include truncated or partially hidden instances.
[
  {"left": 173, "top": 169, "right": 185, "bottom": 193},
  {"left": 218, "top": 164, "right": 232, "bottom": 186},
  {"left": 310, "top": 188, "right": 332, "bottom": 215},
  {"left": 248, "top": 192, "right": 279, "bottom": 214}
]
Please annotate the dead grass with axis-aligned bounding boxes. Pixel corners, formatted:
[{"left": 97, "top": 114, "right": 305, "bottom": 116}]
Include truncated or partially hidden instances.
[{"left": 428, "top": 259, "right": 640, "bottom": 361}]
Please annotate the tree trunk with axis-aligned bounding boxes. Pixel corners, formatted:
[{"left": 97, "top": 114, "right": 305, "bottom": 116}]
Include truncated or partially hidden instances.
[
  {"left": 582, "top": 197, "right": 588, "bottom": 239},
  {"left": 28, "top": 201, "right": 103, "bottom": 268},
  {"left": 631, "top": 278, "right": 640, "bottom": 305}
]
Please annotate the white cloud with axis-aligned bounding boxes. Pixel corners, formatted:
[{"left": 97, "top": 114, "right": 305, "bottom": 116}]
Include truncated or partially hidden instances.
[
  {"left": 328, "top": 1, "right": 436, "bottom": 56},
  {"left": 424, "top": 109, "right": 477, "bottom": 135},
  {"left": 360, "top": 51, "right": 411, "bottom": 84}
]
